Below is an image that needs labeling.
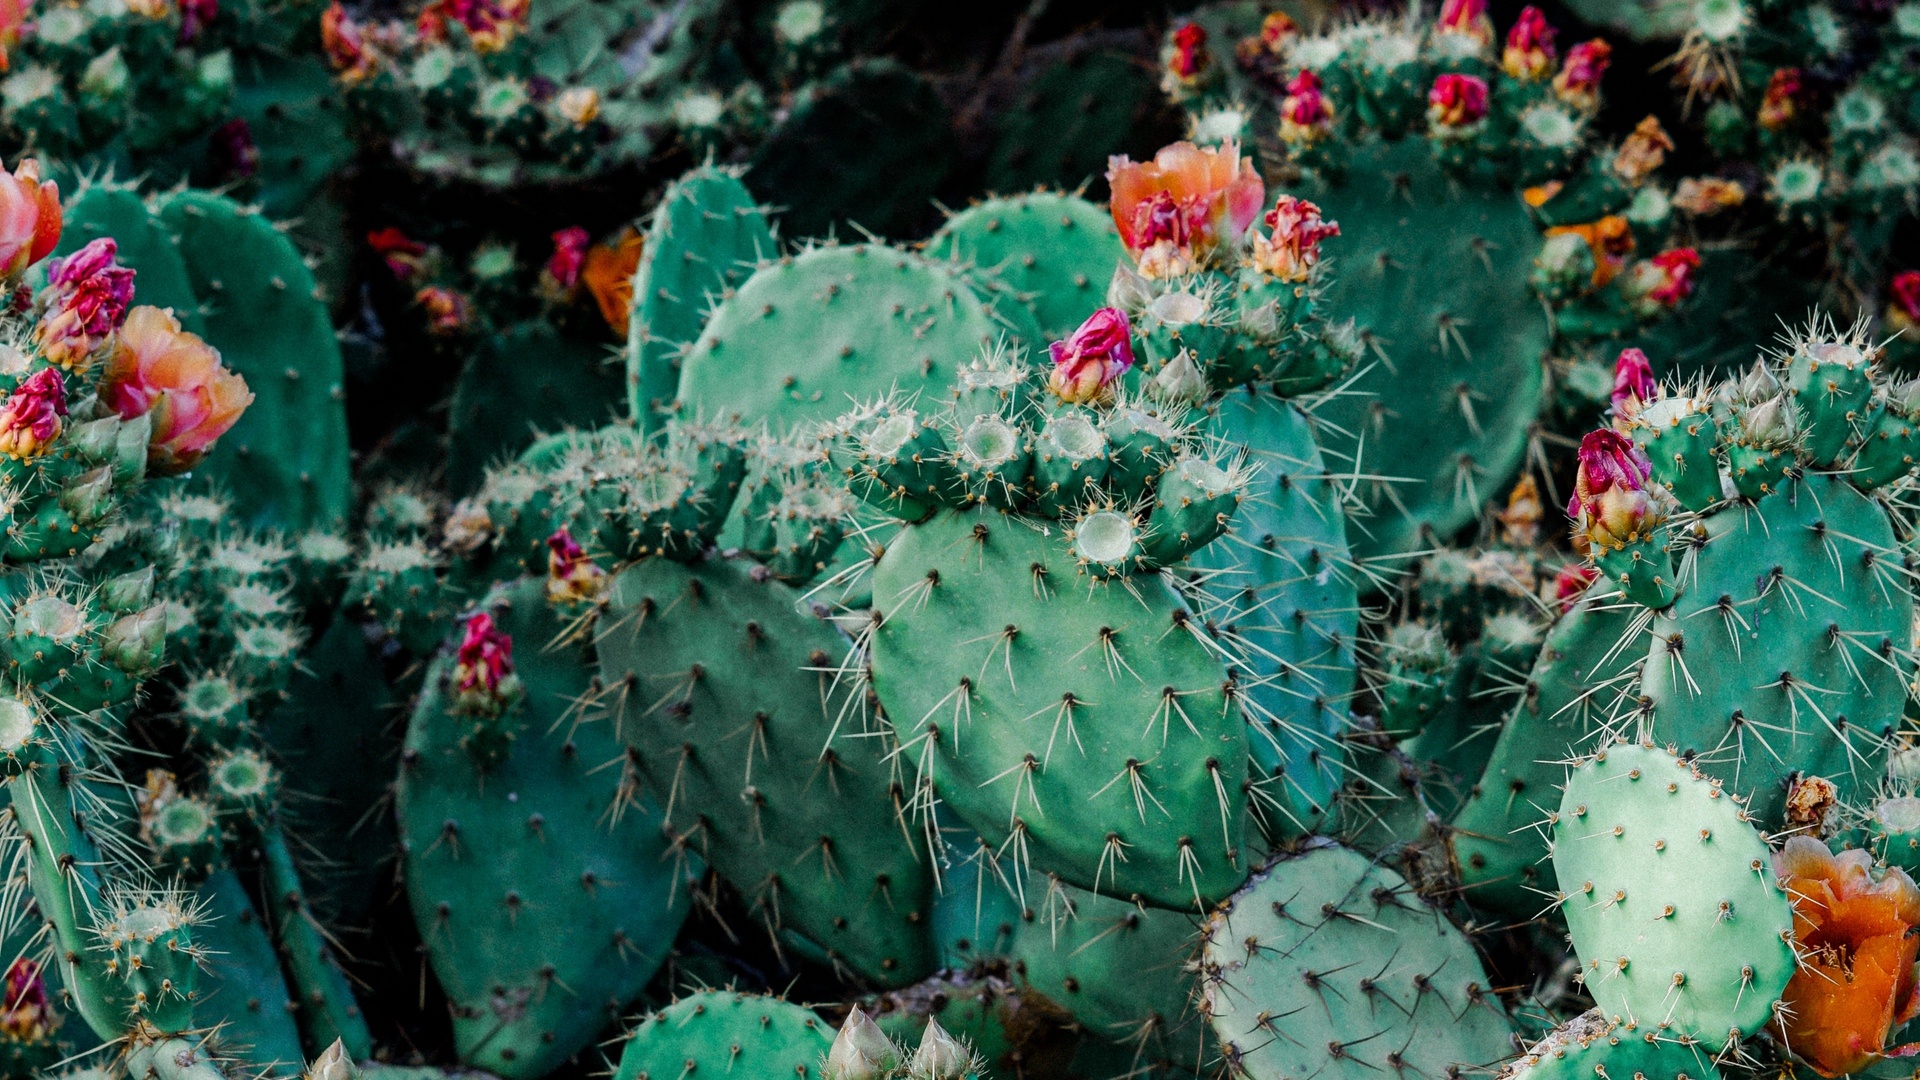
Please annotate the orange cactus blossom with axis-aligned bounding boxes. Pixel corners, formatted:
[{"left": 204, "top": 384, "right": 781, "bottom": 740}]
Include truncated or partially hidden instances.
[
  {"left": 1106, "top": 140, "right": 1264, "bottom": 279},
  {"left": 581, "top": 226, "right": 645, "bottom": 333},
  {"left": 0, "top": 158, "right": 59, "bottom": 279},
  {"left": 103, "top": 305, "right": 254, "bottom": 474},
  {"left": 1773, "top": 836, "right": 1920, "bottom": 1077}
]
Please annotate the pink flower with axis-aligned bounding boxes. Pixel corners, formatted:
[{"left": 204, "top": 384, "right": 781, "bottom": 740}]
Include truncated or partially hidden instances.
[
  {"left": 546, "top": 226, "right": 589, "bottom": 291},
  {"left": 1106, "top": 140, "right": 1264, "bottom": 279},
  {"left": 546, "top": 528, "right": 606, "bottom": 603},
  {"left": 1610, "top": 347, "right": 1656, "bottom": 422},
  {"left": 1250, "top": 195, "right": 1339, "bottom": 282},
  {"left": 1279, "top": 70, "right": 1334, "bottom": 146},
  {"left": 0, "top": 159, "right": 60, "bottom": 279},
  {"left": 1622, "top": 248, "right": 1701, "bottom": 317},
  {"left": 103, "top": 305, "right": 254, "bottom": 474},
  {"left": 179, "top": 0, "right": 216, "bottom": 39},
  {"left": 1888, "top": 270, "right": 1920, "bottom": 335},
  {"left": 452, "top": 611, "right": 516, "bottom": 714},
  {"left": 1437, "top": 0, "right": 1494, "bottom": 45},
  {"left": 1759, "top": 67, "right": 1801, "bottom": 131},
  {"left": 35, "top": 238, "right": 136, "bottom": 371},
  {"left": 416, "top": 286, "right": 471, "bottom": 335},
  {"left": 1428, "top": 73, "right": 1489, "bottom": 130},
  {"left": 1553, "top": 39, "right": 1610, "bottom": 110},
  {"left": 1048, "top": 307, "right": 1135, "bottom": 404},
  {"left": 1167, "top": 22, "right": 1208, "bottom": 81},
  {"left": 1502, "top": 7, "right": 1557, "bottom": 81},
  {"left": 0, "top": 959, "right": 53, "bottom": 1043},
  {"left": 0, "top": 368, "right": 66, "bottom": 460},
  {"left": 368, "top": 227, "right": 428, "bottom": 281},
  {"left": 417, "top": 0, "right": 525, "bottom": 51},
  {"left": 1568, "top": 428, "right": 1659, "bottom": 551},
  {"left": 1553, "top": 563, "right": 1598, "bottom": 611}
]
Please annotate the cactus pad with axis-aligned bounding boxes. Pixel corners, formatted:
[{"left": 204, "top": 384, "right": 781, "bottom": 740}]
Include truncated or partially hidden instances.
[
  {"left": 613, "top": 990, "right": 833, "bottom": 1080},
  {"left": 926, "top": 192, "right": 1123, "bottom": 340}
]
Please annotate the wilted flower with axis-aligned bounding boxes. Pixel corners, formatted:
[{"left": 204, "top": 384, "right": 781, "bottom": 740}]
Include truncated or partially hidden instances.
[
  {"left": 1672, "top": 176, "right": 1745, "bottom": 215},
  {"left": 416, "top": 286, "right": 472, "bottom": 335},
  {"left": 1543, "top": 215, "right": 1633, "bottom": 286},
  {"left": 1048, "top": 307, "right": 1135, "bottom": 404},
  {"left": 545, "top": 226, "right": 589, "bottom": 292},
  {"left": 1552, "top": 563, "right": 1597, "bottom": 611},
  {"left": 1436, "top": 0, "right": 1494, "bottom": 46},
  {"left": 1622, "top": 248, "right": 1700, "bottom": 316},
  {"left": 451, "top": 611, "right": 519, "bottom": 716},
  {"left": 0, "top": 959, "right": 53, "bottom": 1043},
  {"left": 0, "top": 158, "right": 60, "bottom": 279},
  {"left": 1568, "top": 428, "right": 1660, "bottom": 551},
  {"left": 1888, "top": 270, "right": 1920, "bottom": 336},
  {"left": 1502, "top": 7, "right": 1557, "bottom": 80},
  {"left": 1758, "top": 67, "right": 1802, "bottom": 131},
  {"left": 1610, "top": 347, "right": 1656, "bottom": 422},
  {"left": 545, "top": 528, "right": 606, "bottom": 604},
  {"left": 554, "top": 86, "right": 599, "bottom": 126},
  {"left": 0, "top": 368, "right": 66, "bottom": 460},
  {"left": 214, "top": 118, "right": 259, "bottom": 178},
  {"left": 368, "top": 227, "right": 428, "bottom": 282},
  {"left": 1552, "top": 38, "right": 1611, "bottom": 111},
  {"left": 1428, "top": 73, "right": 1489, "bottom": 130},
  {"left": 103, "top": 305, "right": 254, "bottom": 474},
  {"left": 1278, "top": 69, "right": 1334, "bottom": 146},
  {"left": 35, "top": 238, "right": 136, "bottom": 371},
  {"left": 1773, "top": 836, "right": 1920, "bottom": 1077},
  {"left": 581, "top": 226, "right": 645, "bottom": 333},
  {"left": 1107, "top": 140, "right": 1264, "bottom": 279},
  {"left": 1166, "top": 22, "right": 1209, "bottom": 83},
  {"left": 1610, "top": 115, "right": 1672, "bottom": 185},
  {"left": 321, "top": 3, "right": 376, "bottom": 83},
  {"left": 1249, "top": 194, "right": 1339, "bottom": 282},
  {"left": 1497, "top": 474, "right": 1543, "bottom": 548}
]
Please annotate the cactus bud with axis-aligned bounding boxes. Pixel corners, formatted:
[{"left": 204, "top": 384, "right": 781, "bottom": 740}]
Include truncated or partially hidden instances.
[
  {"left": 102, "top": 605, "right": 166, "bottom": 675},
  {"left": 100, "top": 566, "right": 155, "bottom": 613},
  {"left": 824, "top": 1008, "right": 900, "bottom": 1080},
  {"left": 1278, "top": 69, "right": 1334, "bottom": 146},
  {"left": 0, "top": 959, "right": 55, "bottom": 1043},
  {"left": 0, "top": 367, "right": 66, "bottom": 460},
  {"left": 1249, "top": 194, "right": 1338, "bottom": 283},
  {"left": 1501, "top": 7, "right": 1557, "bottom": 81},
  {"left": 909, "top": 1018, "right": 974, "bottom": 1079},
  {"left": 58, "top": 466, "right": 113, "bottom": 525},
  {"left": 1621, "top": 248, "right": 1701, "bottom": 318},
  {"left": 1048, "top": 308, "right": 1135, "bottom": 405},
  {"left": 1552, "top": 39, "right": 1609, "bottom": 111},
  {"left": 1739, "top": 395, "right": 1795, "bottom": 445},
  {"left": 450, "top": 611, "right": 520, "bottom": 717},
  {"left": 1888, "top": 271, "right": 1920, "bottom": 336},
  {"left": 1609, "top": 347, "right": 1656, "bottom": 423},
  {"left": 1427, "top": 74, "right": 1489, "bottom": 132},
  {"left": 1568, "top": 428, "right": 1660, "bottom": 552},
  {"left": 545, "top": 528, "right": 606, "bottom": 604},
  {"left": 307, "top": 1040, "right": 357, "bottom": 1080}
]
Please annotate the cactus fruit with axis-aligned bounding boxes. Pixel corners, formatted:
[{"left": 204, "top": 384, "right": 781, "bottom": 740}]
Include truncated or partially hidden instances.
[
  {"left": 398, "top": 576, "right": 689, "bottom": 1077},
  {"left": 1550, "top": 742, "right": 1795, "bottom": 1048},
  {"left": 612, "top": 990, "right": 834, "bottom": 1080},
  {"left": 1198, "top": 841, "right": 1516, "bottom": 1080}
]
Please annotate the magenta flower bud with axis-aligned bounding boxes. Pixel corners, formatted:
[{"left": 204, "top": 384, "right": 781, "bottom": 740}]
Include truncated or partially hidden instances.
[
  {"left": 1428, "top": 74, "right": 1489, "bottom": 130},
  {"left": 1047, "top": 307, "right": 1135, "bottom": 404},
  {"left": 1568, "top": 428, "right": 1660, "bottom": 551},
  {"left": 451, "top": 611, "right": 519, "bottom": 716},
  {"left": 545, "top": 527, "right": 606, "bottom": 603},
  {"left": 35, "top": 237, "right": 135, "bottom": 371},
  {"left": 1610, "top": 347, "right": 1656, "bottom": 422},
  {"left": 546, "top": 226, "right": 589, "bottom": 291}
]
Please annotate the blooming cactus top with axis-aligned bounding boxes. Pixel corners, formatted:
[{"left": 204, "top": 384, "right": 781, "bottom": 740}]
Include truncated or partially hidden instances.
[
  {"left": 103, "top": 305, "right": 254, "bottom": 474},
  {"left": 1047, "top": 307, "right": 1135, "bottom": 405},
  {"left": 1250, "top": 195, "right": 1339, "bottom": 283},
  {"left": 1106, "top": 140, "right": 1264, "bottom": 279}
]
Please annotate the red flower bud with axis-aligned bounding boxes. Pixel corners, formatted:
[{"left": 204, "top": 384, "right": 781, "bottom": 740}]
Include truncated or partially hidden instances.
[
  {"left": 1610, "top": 347, "right": 1656, "bottom": 422},
  {"left": 1437, "top": 0, "right": 1493, "bottom": 45},
  {"left": 1251, "top": 195, "right": 1339, "bottom": 282},
  {"left": 1048, "top": 307, "right": 1135, "bottom": 404},
  {"left": 1568, "top": 428, "right": 1659, "bottom": 550},
  {"left": 1168, "top": 22, "right": 1208, "bottom": 80},
  {"left": 1553, "top": 39, "right": 1611, "bottom": 110},
  {"left": 546, "top": 226, "right": 589, "bottom": 291},
  {"left": 0, "top": 367, "right": 66, "bottom": 460},
  {"left": 1428, "top": 73, "right": 1489, "bottom": 130},
  {"left": 1502, "top": 7, "right": 1557, "bottom": 81},
  {"left": 452, "top": 611, "right": 517, "bottom": 714},
  {"left": 545, "top": 528, "right": 606, "bottom": 603},
  {"left": 1758, "top": 67, "right": 1802, "bottom": 131},
  {"left": 35, "top": 237, "right": 135, "bottom": 371},
  {"left": 1889, "top": 270, "right": 1920, "bottom": 334},
  {"left": 1279, "top": 70, "right": 1334, "bottom": 145}
]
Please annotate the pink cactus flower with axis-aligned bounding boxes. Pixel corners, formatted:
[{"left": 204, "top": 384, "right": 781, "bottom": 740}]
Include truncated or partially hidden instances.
[
  {"left": 1250, "top": 195, "right": 1339, "bottom": 283},
  {"left": 1610, "top": 347, "right": 1657, "bottom": 423},
  {"left": 1758, "top": 67, "right": 1802, "bottom": 131},
  {"left": 1106, "top": 140, "right": 1264, "bottom": 279},
  {"left": 368, "top": 227, "right": 428, "bottom": 282},
  {"left": 1167, "top": 22, "right": 1208, "bottom": 81},
  {"left": 416, "top": 286, "right": 472, "bottom": 335},
  {"left": 35, "top": 238, "right": 136, "bottom": 372},
  {"left": 546, "top": 528, "right": 607, "bottom": 603},
  {"left": 1436, "top": 0, "right": 1494, "bottom": 45},
  {"left": 1621, "top": 248, "right": 1701, "bottom": 317},
  {"left": 1428, "top": 73, "right": 1489, "bottom": 130},
  {"left": 452, "top": 611, "right": 517, "bottom": 714},
  {"left": 1048, "top": 307, "right": 1135, "bottom": 404},
  {"left": 1279, "top": 69, "right": 1334, "bottom": 146},
  {"left": 103, "top": 305, "right": 254, "bottom": 474},
  {"left": 1553, "top": 39, "right": 1610, "bottom": 110},
  {"left": 0, "top": 368, "right": 67, "bottom": 461},
  {"left": 546, "top": 226, "right": 590, "bottom": 291},
  {"left": 0, "top": 159, "right": 60, "bottom": 280},
  {"left": 0, "top": 958, "right": 53, "bottom": 1043},
  {"left": 417, "top": 0, "right": 525, "bottom": 52},
  {"left": 179, "top": 0, "right": 216, "bottom": 39},
  {"left": 1568, "top": 428, "right": 1659, "bottom": 552},
  {"left": 1502, "top": 7, "right": 1557, "bottom": 81},
  {"left": 1888, "top": 270, "right": 1920, "bottom": 336},
  {"left": 1553, "top": 563, "right": 1598, "bottom": 611}
]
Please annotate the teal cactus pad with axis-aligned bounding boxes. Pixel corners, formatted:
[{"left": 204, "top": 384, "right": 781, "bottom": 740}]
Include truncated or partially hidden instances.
[
  {"left": 1301, "top": 139, "right": 1550, "bottom": 558},
  {"left": 1199, "top": 842, "right": 1515, "bottom": 1080},
  {"left": 54, "top": 184, "right": 201, "bottom": 322},
  {"left": 194, "top": 870, "right": 304, "bottom": 1078},
  {"left": 597, "top": 554, "right": 937, "bottom": 987},
  {"left": 870, "top": 507, "right": 1249, "bottom": 909},
  {"left": 448, "top": 321, "right": 624, "bottom": 495},
  {"left": 1507, "top": 1013, "right": 1722, "bottom": 1080},
  {"left": 1551, "top": 743, "right": 1796, "bottom": 1046},
  {"left": 397, "top": 577, "right": 690, "bottom": 1077},
  {"left": 1188, "top": 389, "right": 1357, "bottom": 838},
  {"left": 1451, "top": 588, "right": 1643, "bottom": 917},
  {"left": 982, "top": 48, "right": 1160, "bottom": 195},
  {"left": 629, "top": 165, "right": 776, "bottom": 425},
  {"left": 232, "top": 55, "right": 354, "bottom": 309},
  {"left": 1639, "top": 474, "right": 1908, "bottom": 828},
  {"left": 613, "top": 990, "right": 834, "bottom": 1080},
  {"left": 926, "top": 192, "right": 1123, "bottom": 340},
  {"left": 154, "top": 190, "right": 351, "bottom": 531},
  {"left": 676, "top": 243, "right": 1034, "bottom": 431}
]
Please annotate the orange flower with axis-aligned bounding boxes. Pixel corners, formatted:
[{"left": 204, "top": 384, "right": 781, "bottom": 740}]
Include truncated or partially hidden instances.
[
  {"left": 103, "top": 306, "right": 254, "bottom": 474},
  {"left": 1774, "top": 836, "right": 1920, "bottom": 1077},
  {"left": 320, "top": 2, "right": 377, "bottom": 84},
  {"left": 581, "top": 226, "right": 644, "bottom": 333},
  {"left": 1106, "top": 140, "right": 1264, "bottom": 279},
  {"left": 0, "top": 0, "right": 24, "bottom": 73},
  {"left": 0, "top": 158, "right": 60, "bottom": 279},
  {"left": 1543, "top": 215, "right": 1633, "bottom": 287}
]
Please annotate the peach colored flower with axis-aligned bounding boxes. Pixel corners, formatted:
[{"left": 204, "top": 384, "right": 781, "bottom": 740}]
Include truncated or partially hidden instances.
[
  {"left": 1249, "top": 195, "right": 1339, "bottom": 282},
  {"left": 0, "top": 159, "right": 60, "bottom": 279},
  {"left": 1106, "top": 140, "right": 1264, "bottom": 279},
  {"left": 0, "top": 368, "right": 66, "bottom": 460},
  {"left": 581, "top": 227, "right": 644, "bottom": 333},
  {"left": 1774, "top": 837, "right": 1920, "bottom": 1077},
  {"left": 1048, "top": 307, "right": 1134, "bottom": 404},
  {"left": 103, "top": 305, "right": 253, "bottom": 474}
]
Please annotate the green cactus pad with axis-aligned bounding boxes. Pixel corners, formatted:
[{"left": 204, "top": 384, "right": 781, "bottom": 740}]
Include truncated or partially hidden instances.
[
  {"left": 1187, "top": 389, "right": 1357, "bottom": 837},
  {"left": 1550, "top": 742, "right": 1795, "bottom": 1046},
  {"left": 447, "top": 321, "right": 624, "bottom": 495},
  {"left": 1301, "top": 138, "right": 1550, "bottom": 558},
  {"left": 1639, "top": 474, "right": 1908, "bottom": 828},
  {"left": 629, "top": 165, "right": 776, "bottom": 425},
  {"left": 597, "top": 554, "right": 936, "bottom": 987},
  {"left": 612, "top": 990, "right": 833, "bottom": 1080},
  {"left": 1199, "top": 842, "right": 1515, "bottom": 1080},
  {"left": 1506, "top": 1012, "right": 1722, "bottom": 1080},
  {"left": 982, "top": 48, "right": 1160, "bottom": 195},
  {"left": 193, "top": 870, "right": 304, "bottom": 1078},
  {"left": 870, "top": 507, "right": 1249, "bottom": 909},
  {"left": 676, "top": 243, "right": 1033, "bottom": 431},
  {"left": 398, "top": 577, "right": 690, "bottom": 1078},
  {"left": 926, "top": 192, "right": 1123, "bottom": 340},
  {"left": 154, "top": 190, "right": 351, "bottom": 531}
]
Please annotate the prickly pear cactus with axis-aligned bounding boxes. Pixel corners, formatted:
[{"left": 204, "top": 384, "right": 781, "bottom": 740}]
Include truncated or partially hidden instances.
[
  {"left": 1505, "top": 1012, "right": 1722, "bottom": 1080},
  {"left": 447, "top": 320, "right": 624, "bottom": 494},
  {"left": 927, "top": 192, "right": 1125, "bottom": 341},
  {"left": 612, "top": 990, "right": 833, "bottom": 1080}
]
